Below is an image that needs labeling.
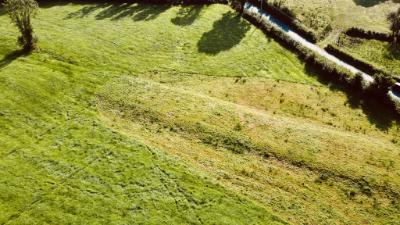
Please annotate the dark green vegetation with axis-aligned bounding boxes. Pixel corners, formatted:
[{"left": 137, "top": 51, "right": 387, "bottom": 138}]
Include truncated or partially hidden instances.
[
  {"left": 1, "top": 1, "right": 400, "bottom": 225},
  {"left": 3, "top": 0, "right": 39, "bottom": 51},
  {"left": 387, "top": 7, "right": 400, "bottom": 46}
]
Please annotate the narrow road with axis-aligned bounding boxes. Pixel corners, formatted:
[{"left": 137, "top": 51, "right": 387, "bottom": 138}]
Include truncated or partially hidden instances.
[
  {"left": 388, "top": 89, "right": 400, "bottom": 103},
  {"left": 243, "top": 2, "right": 374, "bottom": 84}
]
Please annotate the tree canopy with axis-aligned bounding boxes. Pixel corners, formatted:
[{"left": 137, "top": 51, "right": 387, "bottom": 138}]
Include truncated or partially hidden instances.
[
  {"left": 387, "top": 7, "right": 400, "bottom": 46},
  {"left": 3, "top": 0, "right": 39, "bottom": 51}
]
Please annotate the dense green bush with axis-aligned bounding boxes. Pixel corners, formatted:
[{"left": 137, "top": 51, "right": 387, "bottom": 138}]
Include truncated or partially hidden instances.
[
  {"left": 366, "top": 73, "right": 395, "bottom": 97},
  {"left": 387, "top": 7, "right": 400, "bottom": 47},
  {"left": 345, "top": 27, "right": 393, "bottom": 42}
]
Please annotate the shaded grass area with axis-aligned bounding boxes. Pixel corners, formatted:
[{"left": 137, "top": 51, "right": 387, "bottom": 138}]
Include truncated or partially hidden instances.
[
  {"left": 303, "top": 64, "right": 400, "bottom": 132},
  {"left": 171, "top": 5, "right": 205, "bottom": 26},
  {"left": 0, "top": 2, "right": 399, "bottom": 225},
  {"left": 197, "top": 11, "right": 251, "bottom": 55},
  {"left": 0, "top": 50, "right": 27, "bottom": 70},
  {"left": 353, "top": 0, "right": 400, "bottom": 7},
  {"left": 33, "top": 3, "right": 318, "bottom": 82}
]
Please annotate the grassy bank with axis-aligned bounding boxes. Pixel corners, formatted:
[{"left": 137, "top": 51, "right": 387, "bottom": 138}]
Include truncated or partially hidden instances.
[
  {"left": 262, "top": 0, "right": 399, "bottom": 91},
  {"left": 266, "top": 0, "right": 399, "bottom": 37},
  {"left": 336, "top": 36, "right": 400, "bottom": 76},
  {"left": 0, "top": 1, "right": 399, "bottom": 224},
  {"left": 0, "top": 3, "right": 292, "bottom": 224},
  {"left": 98, "top": 75, "right": 400, "bottom": 225}
]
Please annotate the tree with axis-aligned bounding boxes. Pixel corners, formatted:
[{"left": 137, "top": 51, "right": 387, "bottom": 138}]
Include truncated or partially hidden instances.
[
  {"left": 229, "top": 0, "right": 246, "bottom": 13},
  {"left": 3, "top": 0, "right": 39, "bottom": 51},
  {"left": 367, "top": 73, "right": 395, "bottom": 97},
  {"left": 387, "top": 7, "right": 400, "bottom": 47}
]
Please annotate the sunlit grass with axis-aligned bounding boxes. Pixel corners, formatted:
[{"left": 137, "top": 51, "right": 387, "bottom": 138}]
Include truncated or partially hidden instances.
[
  {"left": 0, "top": 2, "right": 399, "bottom": 225},
  {"left": 271, "top": 0, "right": 398, "bottom": 35},
  {"left": 338, "top": 37, "right": 400, "bottom": 75}
]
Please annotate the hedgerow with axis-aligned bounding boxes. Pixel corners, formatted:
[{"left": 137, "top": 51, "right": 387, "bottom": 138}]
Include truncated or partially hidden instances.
[
  {"left": 246, "top": 0, "right": 319, "bottom": 43},
  {"left": 242, "top": 5, "right": 400, "bottom": 114},
  {"left": 325, "top": 44, "right": 388, "bottom": 76},
  {"left": 345, "top": 27, "right": 393, "bottom": 42}
]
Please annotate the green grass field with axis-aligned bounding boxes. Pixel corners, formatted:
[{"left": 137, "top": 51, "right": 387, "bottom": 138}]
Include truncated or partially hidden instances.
[
  {"left": 0, "top": 2, "right": 400, "bottom": 225},
  {"left": 267, "top": 0, "right": 400, "bottom": 81},
  {"left": 336, "top": 35, "right": 400, "bottom": 76},
  {"left": 269, "top": 0, "right": 399, "bottom": 37}
]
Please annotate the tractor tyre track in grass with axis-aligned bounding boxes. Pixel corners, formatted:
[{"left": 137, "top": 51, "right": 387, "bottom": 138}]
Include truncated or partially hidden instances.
[{"left": 2, "top": 155, "right": 100, "bottom": 225}]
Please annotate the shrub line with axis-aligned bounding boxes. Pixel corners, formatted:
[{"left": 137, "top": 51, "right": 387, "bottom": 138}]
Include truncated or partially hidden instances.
[
  {"left": 345, "top": 27, "right": 393, "bottom": 43},
  {"left": 245, "top": 0, "right": 319, "bottom": 43},
  {"left": 324, "top": 44, "right": 389, "bottom": 77},
  {"left": 239, "top": 2, "right": 399, "bottom": 114}
]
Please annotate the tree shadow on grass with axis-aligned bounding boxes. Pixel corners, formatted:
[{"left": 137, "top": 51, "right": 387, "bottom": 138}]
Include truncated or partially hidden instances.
[
  {"left": 64, "top": 3, "right": 109, "bottom": 19},
  {"left": 64, "top": 2, "right": 170, "bottom": 21},
  {"left": 352, "top": 0, "right": 399, "bottom": 7},
  {"left": 131, "top": 4, "right": 170, "bottom": 21},
  {"left": 109, "top": 3, "right": 143, "bottom": 20},
  {"left": 39, "top": 0, "right": 103, "bottom": 8},
  {"left": 95, "top": 3, "right": 135, "bottom": 20},
  {"left": 385, "top": 46, "right": 400, "bottom": 61},
  {"left": 197, "top": 11, "right": 251, "bottom": 55},
  {"left": 0, "top": 50, "right": 27, "bottom": 70},
  {"left": 305, "top": 64, "right": 400, "bottom": 131},
  {"left": 0, "top": 7, "right": 5, "bottom": 17},
  {"left": 171, "top": 5, "right": 204, "bottom": 26}
]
